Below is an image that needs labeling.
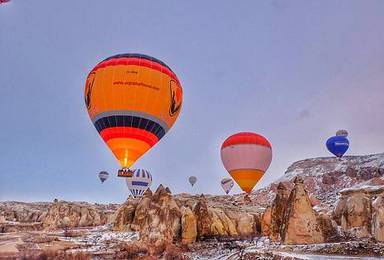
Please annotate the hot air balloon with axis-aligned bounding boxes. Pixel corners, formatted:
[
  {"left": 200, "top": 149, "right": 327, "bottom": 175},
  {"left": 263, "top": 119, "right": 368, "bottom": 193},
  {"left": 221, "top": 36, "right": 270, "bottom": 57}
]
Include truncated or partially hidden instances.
[
  {"left": 221, "top": 132, "right": 272, "bottom": 194},
  {"left": 326, "top": 135, "right": 349, "bottom": 158},
  {"left": 189, "top": 176, "right": 197, "bottom": 187},
  {"left": 221, "top": 178, "right": 234, "bottom": 194},
  {"left": 336, "top": 129, "right": 348, "bottom": 137},
  {"left": 125, "top": 169, "right": 152, "bottom": 198},
  {"left": 84, "top": 54, "right": 183, "bottom": 177},
  {"left": 98, "top": 171, "right": 109, "bottom": 183}
]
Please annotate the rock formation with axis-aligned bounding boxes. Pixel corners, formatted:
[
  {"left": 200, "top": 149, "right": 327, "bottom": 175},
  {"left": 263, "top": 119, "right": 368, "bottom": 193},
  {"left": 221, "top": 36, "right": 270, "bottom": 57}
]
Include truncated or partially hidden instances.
[
  {"left": 42, "top": 201, "right": 109, "bottom": 229},
  {"left": 336, "top": 189, "right": 372, "bottom": 238},
  {"left": 0, "top": 201, "right": 118, "bottom": 231},
  {"left": 181, "top": 206, "right": 197, "bottom": 244},
  {"left": 0, "top": 213, "right": 5, "bottom": 224},
  {"left": 281, "top": 177, "right": 324, "bottom": 244},
  {"left": 224, "top": 209, "right": 256, "bottom": 237},
  {"left": 269, "top": 182, "right": 289, "bottom": 241},
  {"left": 261, "top": 177, "right": 328, "bottom": 244},
  {"left": 333, "top": 185, "right": 384, "bottom": 240},
  {"left": 112, "top": 197, "right": 138, "bottom": 232},
  {"left": 317, "top": 211, "right": 338, "bottom": 241},
  {"left": 193, "top": 195, "right": 212, "bottom": 240},
  {"left": 261, "top": 206, "right": 271, "bottom": 236},
  {"left": 372, "top": 194, "right": 384, "bottom": 242},
  {"left": 113, "top": 185, "right": 261, "bottom": 245},
  {"left": 134, "top": 185, "right": 182, "bottom": 245},
  {"left": 0, "top": 202, "right": 48, "bottom": 223}
]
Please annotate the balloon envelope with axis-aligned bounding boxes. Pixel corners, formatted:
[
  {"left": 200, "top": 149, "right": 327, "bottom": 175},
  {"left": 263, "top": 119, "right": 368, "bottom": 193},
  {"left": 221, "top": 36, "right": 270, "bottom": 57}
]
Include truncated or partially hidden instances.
[
  {"left": 336, "top": 129, "right": 349, "bottom": 137},
  {"left": 85, "top": 54, "right": 183, "bottom": 169},
  {"left": 221, "top": 178, "right": 234, "bottom": 194},
  {"left": 221, "top": 132, "right": 272, "bottom": 193},
  {"left": 326, "top": 136, "right": 349, "bottom": 158},
  {"left": 98, "top": 171, "right": 109, "bottom": 183},
  {"left": 125, "top": 169, "right": 152, "bottom": 198},
  {"left": 189, "top": 176, "right": 197, "bottom": 186}
]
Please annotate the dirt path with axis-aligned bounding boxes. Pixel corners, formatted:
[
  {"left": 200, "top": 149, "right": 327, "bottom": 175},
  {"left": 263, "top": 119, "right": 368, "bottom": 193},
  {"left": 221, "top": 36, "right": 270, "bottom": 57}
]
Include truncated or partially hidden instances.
[{"left": 0, "top": 234, "right": 24, "bottom": 258}]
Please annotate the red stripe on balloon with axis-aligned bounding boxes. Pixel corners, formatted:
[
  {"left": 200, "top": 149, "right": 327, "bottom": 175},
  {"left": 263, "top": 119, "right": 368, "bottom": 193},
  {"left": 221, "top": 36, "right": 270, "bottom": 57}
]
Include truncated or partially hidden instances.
[
  {"left": 100, "top": 127, "right": 159, "bottom": 146},
  {"left": 221, "top": 132, "right": 271, "bottom": 149}
]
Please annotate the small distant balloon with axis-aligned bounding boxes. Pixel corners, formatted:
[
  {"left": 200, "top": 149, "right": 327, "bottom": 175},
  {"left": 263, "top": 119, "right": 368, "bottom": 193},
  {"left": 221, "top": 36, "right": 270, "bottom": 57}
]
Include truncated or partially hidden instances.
[
  {"left": 189, "top": 176, "right": 197, "bottom": 187},
  {"left": 326, "top": 136, "right": 349, "bottom": 158},
  {"left": 126, "top": 169, "right": 152, "bottom": 198},
  {"left": 221, "top": 178, "right": 234, "bottom": 194},
  {"left": 336, "top": 129, "right": 348, "bottom": 137},
  {"left": 98, "top": 171, "right": 109, "bottom": 183}
]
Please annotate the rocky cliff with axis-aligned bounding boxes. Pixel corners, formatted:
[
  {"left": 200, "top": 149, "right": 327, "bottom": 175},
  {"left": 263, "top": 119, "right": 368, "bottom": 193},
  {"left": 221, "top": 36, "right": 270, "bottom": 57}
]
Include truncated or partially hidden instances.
[{"left": 247, "top": 153, "right": 384, "bottom": 209}]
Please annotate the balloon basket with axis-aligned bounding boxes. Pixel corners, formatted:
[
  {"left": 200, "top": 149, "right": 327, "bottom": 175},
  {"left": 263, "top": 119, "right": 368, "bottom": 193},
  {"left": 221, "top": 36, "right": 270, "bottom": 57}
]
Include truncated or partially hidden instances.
[{"left": 117, "top": 168, "right": 133, "bottom": 178}]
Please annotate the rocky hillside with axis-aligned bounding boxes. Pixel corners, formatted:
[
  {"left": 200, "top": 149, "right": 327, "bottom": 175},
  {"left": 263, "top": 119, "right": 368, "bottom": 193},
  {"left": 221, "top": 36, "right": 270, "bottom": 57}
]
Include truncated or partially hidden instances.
[
  {"left": 1, "top": 153, "right": 384, "bottom": 258},
  {"left": 110, "top": 153, "right": 384, "bottom": 253},
  {"left": 2, "top": 153, "right": 381, "bottom": 226},
  {"left": 0, "top": 201, "right": 49, "bottom": 223},
  {"left": 0, "top": 201, "right": 118, "bottom": 232},
  {"left": 246, "top": 153, "right": 384, "bottom": 209},
  {"left": 110, "top": 176, "right": 384, "bottom": 257}
]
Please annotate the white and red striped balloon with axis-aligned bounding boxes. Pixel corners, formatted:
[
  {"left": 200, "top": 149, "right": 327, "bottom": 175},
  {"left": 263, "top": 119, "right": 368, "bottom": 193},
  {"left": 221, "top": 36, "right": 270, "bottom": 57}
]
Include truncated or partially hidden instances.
[{"left": 220, "top": 132, "right": 272, "bottom": 193}]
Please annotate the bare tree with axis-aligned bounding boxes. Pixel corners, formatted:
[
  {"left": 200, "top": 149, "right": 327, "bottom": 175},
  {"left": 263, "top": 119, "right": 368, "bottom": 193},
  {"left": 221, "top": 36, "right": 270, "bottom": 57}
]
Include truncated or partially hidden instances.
[{"left": 61, "top": 217, "right": 70, "bottom": 237}]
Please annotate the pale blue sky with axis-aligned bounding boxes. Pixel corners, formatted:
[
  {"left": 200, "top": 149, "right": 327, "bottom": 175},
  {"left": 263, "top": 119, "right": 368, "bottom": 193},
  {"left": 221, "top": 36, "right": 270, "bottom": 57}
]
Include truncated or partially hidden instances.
[{"left": 0, "top": 1, "right": 383, "bottom": 203}]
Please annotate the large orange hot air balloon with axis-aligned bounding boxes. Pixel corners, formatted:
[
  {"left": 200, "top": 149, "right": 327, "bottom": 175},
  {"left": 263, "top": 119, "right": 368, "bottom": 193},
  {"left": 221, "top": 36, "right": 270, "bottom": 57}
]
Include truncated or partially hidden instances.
[
  {"left": 220, "top": 132, "right": 272, "bottom": 193},
  {"left": 85, "top": 54, "right": 183, "bottom": 176}
]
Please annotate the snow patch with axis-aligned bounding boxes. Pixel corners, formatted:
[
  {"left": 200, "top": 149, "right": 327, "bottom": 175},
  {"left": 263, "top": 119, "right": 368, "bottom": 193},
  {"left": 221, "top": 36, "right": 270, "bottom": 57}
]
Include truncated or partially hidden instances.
[{"left": 61, "top": 224, "right": 139, "bottom": 253}]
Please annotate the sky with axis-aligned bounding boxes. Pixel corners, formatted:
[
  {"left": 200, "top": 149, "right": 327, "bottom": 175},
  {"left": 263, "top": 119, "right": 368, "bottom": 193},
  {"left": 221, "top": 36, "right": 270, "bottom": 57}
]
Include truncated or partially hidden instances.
[{"left": 0, "top": 1, "right": 383, "bottom": 203}]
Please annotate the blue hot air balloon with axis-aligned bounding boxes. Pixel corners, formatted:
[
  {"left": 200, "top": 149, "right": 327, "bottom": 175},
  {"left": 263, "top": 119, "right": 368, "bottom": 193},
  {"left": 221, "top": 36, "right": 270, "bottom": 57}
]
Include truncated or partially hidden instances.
[
  {"left": 98, "top": 171, "right": 109, "bottom": 183},
  {"left": 326, "top": 136, "right": 349, "bottom": 158}
]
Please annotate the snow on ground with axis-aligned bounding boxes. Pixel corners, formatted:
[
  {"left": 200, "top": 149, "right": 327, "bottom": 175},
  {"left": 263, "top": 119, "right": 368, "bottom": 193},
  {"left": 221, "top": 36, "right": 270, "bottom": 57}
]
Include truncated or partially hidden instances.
[
  {"left": 188, "top": 237, "right": 384, "bottom": 260},
  {"left": 280, "top": 153, "right": 384, "bottom": 182},
  {"left": 60, "top": 224, "right": 139, "bottom": 253},
  {"left": 186, "top": 237, "right": 279, "bottom": 260},
  {"left": 275, "top": 252, "right": 384, "bottom": 259},
  {"left": 340, "top": 182, "right": 384, "bottom": 193}
]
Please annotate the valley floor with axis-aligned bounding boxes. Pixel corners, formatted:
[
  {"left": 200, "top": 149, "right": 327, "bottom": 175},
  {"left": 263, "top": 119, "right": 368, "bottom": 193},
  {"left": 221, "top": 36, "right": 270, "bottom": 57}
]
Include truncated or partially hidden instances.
[
  {"left": 2, "top": 224, "right": 384, "bottom": 259},
  {"left": 185, "top": 237, "right": 384, "bottom": 259}
]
